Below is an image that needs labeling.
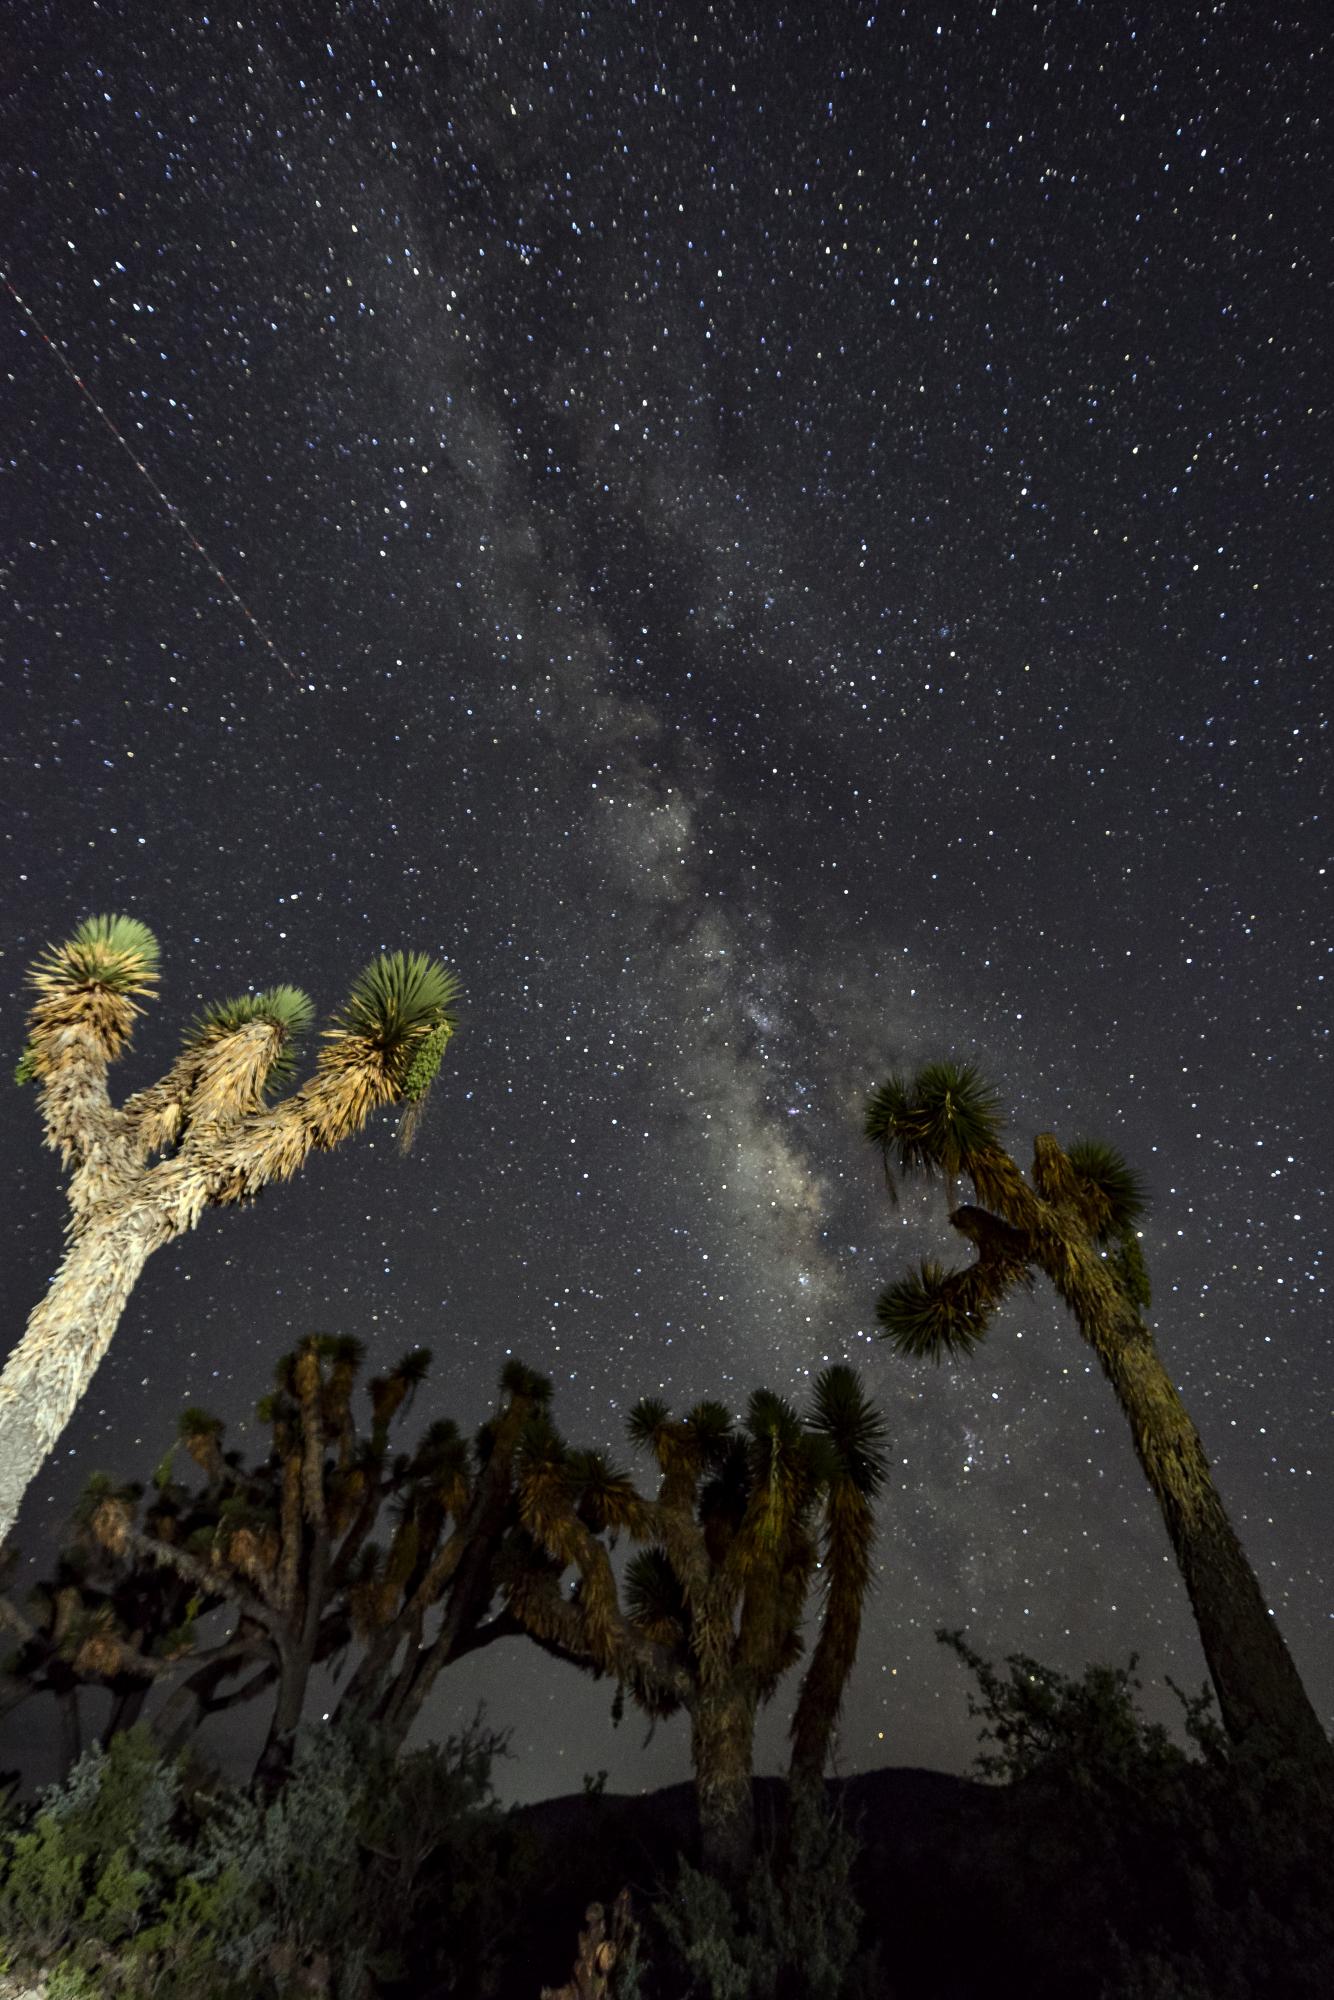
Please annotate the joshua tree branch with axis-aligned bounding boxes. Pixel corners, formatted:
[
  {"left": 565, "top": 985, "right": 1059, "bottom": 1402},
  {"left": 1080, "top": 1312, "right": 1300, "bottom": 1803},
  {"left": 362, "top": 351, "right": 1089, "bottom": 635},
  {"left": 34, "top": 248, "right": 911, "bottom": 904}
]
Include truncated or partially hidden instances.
[{"left": 113, "top": 1522, "right": 279, "bottom": 1637}]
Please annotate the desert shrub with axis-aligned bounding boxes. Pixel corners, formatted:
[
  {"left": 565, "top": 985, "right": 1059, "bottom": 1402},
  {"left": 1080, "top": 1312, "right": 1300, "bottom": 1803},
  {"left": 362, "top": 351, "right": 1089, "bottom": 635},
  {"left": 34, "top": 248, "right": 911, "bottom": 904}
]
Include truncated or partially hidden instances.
[
  {"left": 941, "top": 1630, "right": 1334, "bottom": 2000},
  {"left": 356, "top": 1720, "right": 530, "bottom": 1998},
  {"left": 0, "top": 1725, "right": 253, "bottom": 1997},
  {"left": 645, "top": 1787, "right": 879, "bottom": 2000},
  {"left": 0, "top": 1714, "right": 519, "bottom": 1999}
]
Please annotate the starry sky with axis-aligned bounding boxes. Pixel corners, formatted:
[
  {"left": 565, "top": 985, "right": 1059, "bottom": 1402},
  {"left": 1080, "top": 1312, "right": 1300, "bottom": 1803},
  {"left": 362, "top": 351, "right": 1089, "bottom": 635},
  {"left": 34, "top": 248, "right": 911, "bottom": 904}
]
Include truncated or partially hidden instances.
[{"left": 2, "top": 1, "right": 1329, "bottom": 1802}]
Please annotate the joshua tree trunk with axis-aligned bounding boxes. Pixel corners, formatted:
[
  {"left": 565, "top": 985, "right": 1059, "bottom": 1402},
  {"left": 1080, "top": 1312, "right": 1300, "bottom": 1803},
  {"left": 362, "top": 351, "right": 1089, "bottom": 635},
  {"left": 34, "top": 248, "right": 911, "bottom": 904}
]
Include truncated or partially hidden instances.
[
  {"left": 0, "top": 1207, "right": 171, "bottom": 1541},
  {"left": 151, "top": 1640, "right": 274, "bottom": 1758},
  {"left": 253, "top": 1637, "right": 313, "bottom": 1793},
  {"left": 56, "top": 1683, "right": 83, "bottom": 1777},
  {"left": 691, "top": 1684, "right": 757, "bottom": 1884},
  {"left": 1095, "top": 1314, "right": 1333, "bottom": 1774},
  {"left": 105, "top": 1680, "right": 151, "bottom": 1741}
]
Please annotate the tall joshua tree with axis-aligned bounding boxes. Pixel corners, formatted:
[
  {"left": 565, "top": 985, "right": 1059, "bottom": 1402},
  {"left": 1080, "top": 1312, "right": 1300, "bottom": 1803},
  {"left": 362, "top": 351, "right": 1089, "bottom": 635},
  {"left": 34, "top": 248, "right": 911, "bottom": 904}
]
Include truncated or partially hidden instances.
[
  {"left": 86, "top": 1338, "right": 549, "bottom": 1786},
  {"left": 788, "top": 1365, "right": 888, "bottom": 1789},
  {"left": 508, "top": 1367, "right": 887, "bottom": 1883},
  {"left": 1, "top": 916, "right": 459, "bottom": 1545},
  {"left": 866, "top": 1060, "right": 1333, "bottom": 1782}
]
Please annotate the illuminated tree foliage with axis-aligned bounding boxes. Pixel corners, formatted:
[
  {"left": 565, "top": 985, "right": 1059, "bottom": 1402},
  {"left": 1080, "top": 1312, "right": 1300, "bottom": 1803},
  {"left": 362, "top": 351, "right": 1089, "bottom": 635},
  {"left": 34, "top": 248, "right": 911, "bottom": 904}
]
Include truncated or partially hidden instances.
[{"left": 0, "top": 918, "right": 459, "bottom": 1542}]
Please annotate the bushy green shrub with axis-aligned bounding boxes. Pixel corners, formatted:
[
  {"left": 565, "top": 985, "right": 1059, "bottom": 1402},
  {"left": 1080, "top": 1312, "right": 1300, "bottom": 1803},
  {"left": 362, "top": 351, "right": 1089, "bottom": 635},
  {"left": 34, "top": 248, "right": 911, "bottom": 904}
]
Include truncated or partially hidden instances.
[
  {"left": 940, "top": 1630, "right": 1334, "bottom": 1999},
  {"left": 646, "top": 1788, "right": 879, "bottom": 2000},
  {"left": 0, "top": 1725, "right": 254, "bottom": 1997},
  {"left": 0, "top": 1715, "right": 518, "bottom": 1999}
]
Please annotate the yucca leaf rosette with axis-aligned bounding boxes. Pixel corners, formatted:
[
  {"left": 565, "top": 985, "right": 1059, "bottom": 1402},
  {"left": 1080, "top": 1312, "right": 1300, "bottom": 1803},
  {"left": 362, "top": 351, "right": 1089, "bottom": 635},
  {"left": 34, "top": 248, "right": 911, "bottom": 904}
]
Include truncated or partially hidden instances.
[
  {"left": 30, "top": 915, "right": 161, "bottom": 998},
  {"left": 23, "top": 915, "right": 161, "bottom": 1072},
  {"left": 876, "top": 1258, "right": 994, "bottom": 1362},
  {"left": 183, "top": 986, "right": 316, "bottom": 1091},
  {"left": 626, "top": 1396, "right": 670, "bottom": 1447},
  {"left": 865, "top": 1059, "right": 1004, "bottom": 1190},
  {"left": 320, "top": 952, "right": 459, "bottom": 1152},
  {"left": 625, "top": 1545, "right": 689, "bottom": 1648},
  {"left": 1065, "top": 1138, "right": 1150, "bottom": 1239},
  {"left": 805, "top": 1365, "right": 888, "bottom": 1499}
]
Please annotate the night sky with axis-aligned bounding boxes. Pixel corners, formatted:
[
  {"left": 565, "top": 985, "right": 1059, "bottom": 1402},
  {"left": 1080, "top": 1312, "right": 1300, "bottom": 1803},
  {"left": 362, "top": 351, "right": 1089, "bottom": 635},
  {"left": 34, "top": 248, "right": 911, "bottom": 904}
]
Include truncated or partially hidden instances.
[{"left": 2, "top": 2, "right": 1329, "bottom": 1803}]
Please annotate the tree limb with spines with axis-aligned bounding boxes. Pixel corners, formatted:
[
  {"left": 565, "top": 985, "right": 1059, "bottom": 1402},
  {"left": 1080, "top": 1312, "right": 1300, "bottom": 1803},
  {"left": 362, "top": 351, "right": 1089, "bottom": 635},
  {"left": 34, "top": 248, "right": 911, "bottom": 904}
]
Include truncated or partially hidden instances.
[{"left": 1, "top": 918, "right": 460, "bottom": 1543}]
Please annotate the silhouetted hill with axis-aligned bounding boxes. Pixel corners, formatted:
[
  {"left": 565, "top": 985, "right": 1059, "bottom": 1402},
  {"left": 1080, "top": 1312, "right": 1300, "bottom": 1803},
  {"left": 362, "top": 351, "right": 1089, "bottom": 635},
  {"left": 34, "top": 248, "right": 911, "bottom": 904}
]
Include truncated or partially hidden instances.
[
  {"left": 498, "top": 1758, "right": 1333, "bottom": 1999},
  {"left": 508, "top": 1765, "right": 1007, "bottom": 1999}
]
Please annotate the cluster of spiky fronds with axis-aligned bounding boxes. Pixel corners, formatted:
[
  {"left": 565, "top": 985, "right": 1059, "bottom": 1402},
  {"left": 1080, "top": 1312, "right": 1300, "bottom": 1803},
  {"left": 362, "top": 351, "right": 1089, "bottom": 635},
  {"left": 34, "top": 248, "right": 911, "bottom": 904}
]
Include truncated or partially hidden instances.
[
  {"left": 29, "top": 915, "right": 161, "bottom": 999},
  {"left": 866, "top": 1060, "right": 1157, "bottom": 1365},
  {"left": 1064, "top": 1138, "right": 1149, "bottom": 1240},
  {"left": 17, "top": 923, "right": 461, "bottom": 1168},
  {"left": 18, "top": 917, "right": 162, "bottom": 1091},
  {"left": 865, "top": 1060, "right": 1004, "bottom": 1188},
  {"left": 806, "top": 1365, "right": 888, "bottom": 1500},
  {"left": 183, "top": 986, "right": 316, "bottom": 1092},
  {"left": 331, "top": 952, "right": 458, "bottom": 1071},
  {"left": 624, "top": 1545, "right": 691, "bottom": 1645},
  {"left": 876, "top": 1260, "right": 996, "bottom": 1361}
]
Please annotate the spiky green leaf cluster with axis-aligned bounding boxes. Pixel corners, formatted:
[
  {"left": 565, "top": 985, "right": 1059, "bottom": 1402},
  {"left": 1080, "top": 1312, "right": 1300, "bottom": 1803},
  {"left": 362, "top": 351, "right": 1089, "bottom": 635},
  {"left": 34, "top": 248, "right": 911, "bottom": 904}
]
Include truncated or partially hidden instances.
[
  {"left": 1066, "top": 1139, "right": 1150, "bottom": 1239},
  {"left": 392, "top": 1346, "right": 434, "bottom": 1387},
  {"left": 806, "top": 1366, "right": 888, "bottom": 1497},
  {"left": 178, "top": 1408, "right": 225, "bottom": 1442},
  {"left": 627, "top": 1398, "right": 672, "bottom": 1453},
  {"left": 31, "top": 915, "right": 161, "bottom": 996},
  {"left": 184, "top": 985, "right": 316, "bottom": 1087},
  {"left": 336, "top": 953, "right": 460, "bottom": 1060},
  {"left": 876, "top": 1261, "right": 991, "bottom": 1362},
  {"left": 499, "top": 1358, "right": 553, "bottom": 1405},
  {"left": 865, "top": 1060, "right": 1004, "bottom": 1183},
  {"left": 745, "top": 1388, "right": 803, "bottom": 1450},
  {"left": 684, "top": 1400, "right": 735, "bottom": 1466},
  {"left": 625, "top": 1546, "right": 688, "bottom": 1631},
  {"left": 13, "top": 1044, "right": 37, "bottom": 1086}
]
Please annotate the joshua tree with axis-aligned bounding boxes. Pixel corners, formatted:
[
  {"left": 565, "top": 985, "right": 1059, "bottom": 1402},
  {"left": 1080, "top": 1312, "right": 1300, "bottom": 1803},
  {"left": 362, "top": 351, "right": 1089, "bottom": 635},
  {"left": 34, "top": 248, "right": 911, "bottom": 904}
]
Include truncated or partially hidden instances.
[
  {"left": 866, "top": 1060, "right": 1333, "bottom": 1783},
  {"left": 0, "top": 1456, "right": 242, "bottom": 1773},
  {"left": 85, "top": 1338, "right": 549, "bottom": 1785},
  {"left": 788, "top": 1365, "right": 888, "bottom": 1788},
  {"left": 507, "top": 1367, "right": 887, "bottom": 1883},
  {"left": 1, "top": 915, "right": 459, "bottom": 1543}
]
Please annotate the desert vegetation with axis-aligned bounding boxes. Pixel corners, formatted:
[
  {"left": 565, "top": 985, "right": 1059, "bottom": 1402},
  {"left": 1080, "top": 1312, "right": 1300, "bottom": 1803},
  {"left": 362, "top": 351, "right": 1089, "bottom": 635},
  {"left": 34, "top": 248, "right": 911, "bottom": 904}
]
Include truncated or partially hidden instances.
[{"left": 1, "top": 925, "right": 1329, "bottom": 1995}]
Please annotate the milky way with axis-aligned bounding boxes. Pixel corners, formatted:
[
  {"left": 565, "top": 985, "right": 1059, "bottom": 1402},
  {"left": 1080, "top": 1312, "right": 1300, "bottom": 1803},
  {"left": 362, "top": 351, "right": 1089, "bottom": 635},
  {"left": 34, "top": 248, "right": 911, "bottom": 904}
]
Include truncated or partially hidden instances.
[{"left": 2, "top": 2, "right": 1328, "bottom": 1799}]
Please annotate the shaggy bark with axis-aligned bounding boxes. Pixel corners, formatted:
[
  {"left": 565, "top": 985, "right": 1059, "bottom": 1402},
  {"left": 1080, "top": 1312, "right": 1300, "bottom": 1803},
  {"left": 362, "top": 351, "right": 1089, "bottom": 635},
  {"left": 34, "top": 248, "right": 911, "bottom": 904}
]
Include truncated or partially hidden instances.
[
  {"left": 1094, "top": 1313, "right": 1333, "bottom": 1773},
  {"left": 0, "top": 1209, "right": 171, "bottom": 1540},
  {"left": 690, "top": 1685, "right": 758, "bottom": 1885}
]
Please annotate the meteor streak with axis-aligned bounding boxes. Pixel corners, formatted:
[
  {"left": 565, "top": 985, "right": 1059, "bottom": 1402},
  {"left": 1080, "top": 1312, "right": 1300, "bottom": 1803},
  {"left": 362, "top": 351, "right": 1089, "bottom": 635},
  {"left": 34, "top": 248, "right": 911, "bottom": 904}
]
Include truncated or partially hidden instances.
[{"left": 4, "top": 272, "right": 302, "bottom": 684}]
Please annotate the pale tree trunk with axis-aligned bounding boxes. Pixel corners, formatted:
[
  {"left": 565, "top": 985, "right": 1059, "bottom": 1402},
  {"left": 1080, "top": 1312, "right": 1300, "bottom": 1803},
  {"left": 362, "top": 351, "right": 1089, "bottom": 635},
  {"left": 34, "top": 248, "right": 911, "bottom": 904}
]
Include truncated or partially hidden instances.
[
  {"left": 690, "top": 1682, "right": 757, "bottom": 1885},
  {"left": 0, "top": 1207, "right": 172, "bottom": 1543}
]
